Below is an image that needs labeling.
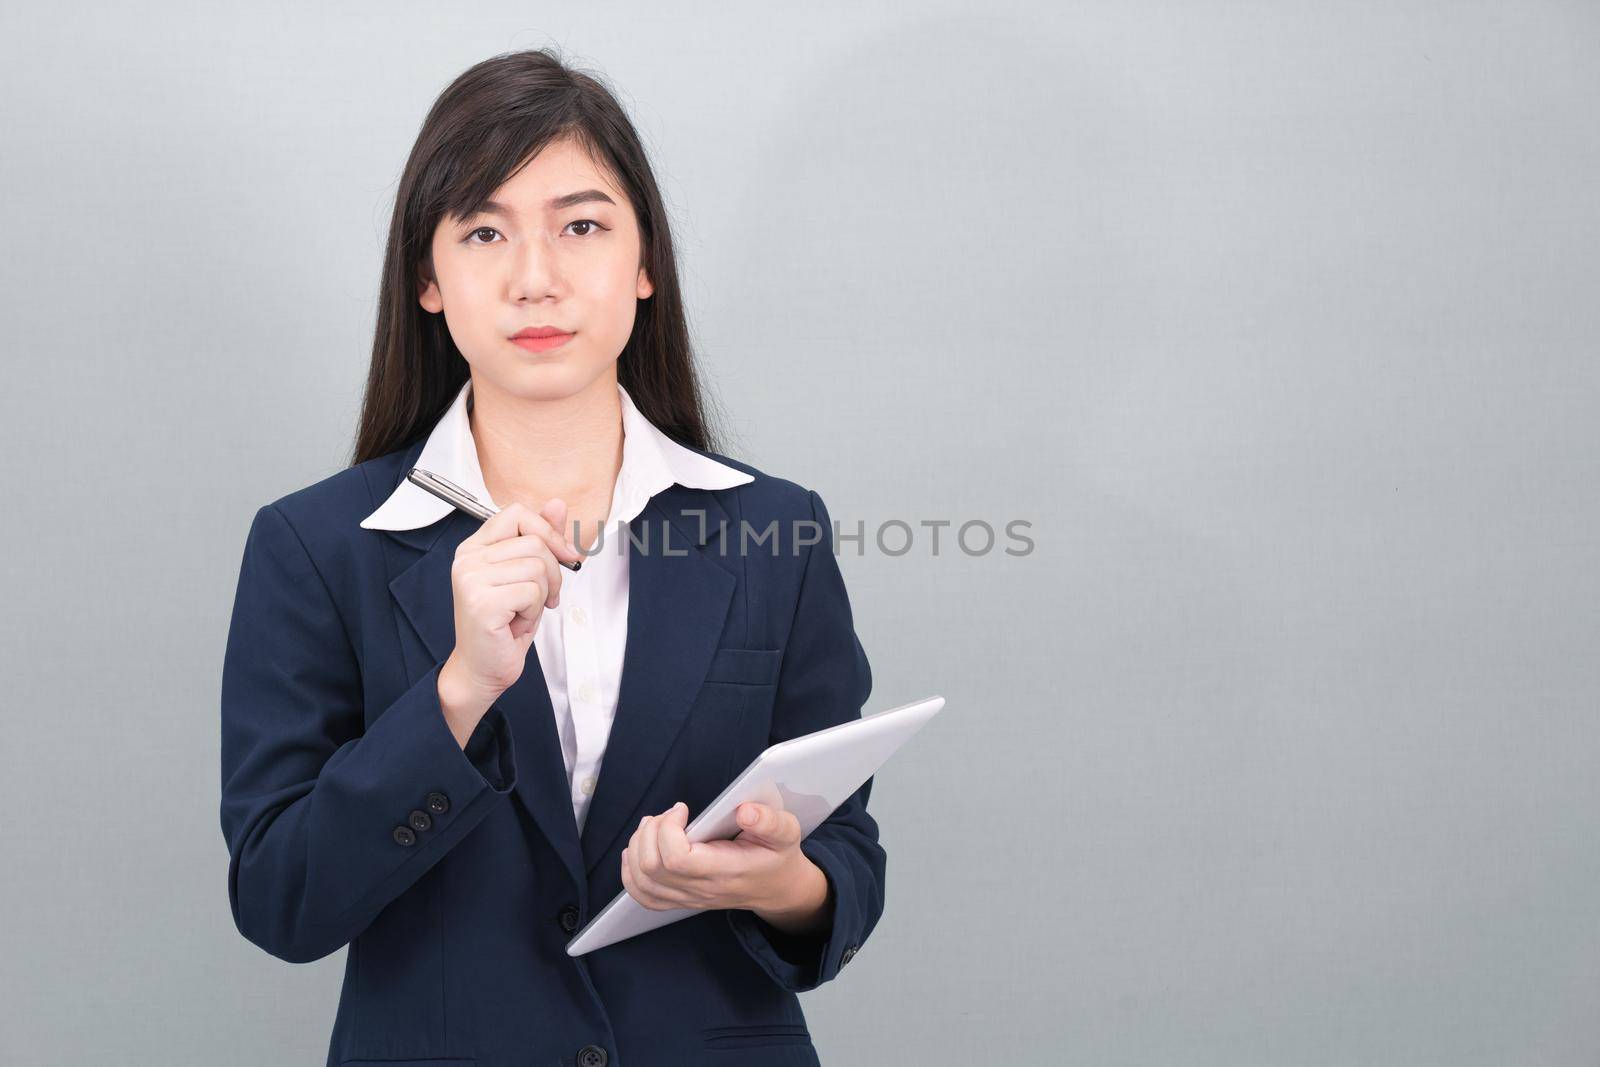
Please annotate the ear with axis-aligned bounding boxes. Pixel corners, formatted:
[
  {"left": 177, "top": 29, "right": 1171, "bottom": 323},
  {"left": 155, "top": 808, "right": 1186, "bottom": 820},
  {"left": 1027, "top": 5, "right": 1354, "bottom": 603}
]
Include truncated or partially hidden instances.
[
  {"left": 636, "top": 265, "right": 653, "bottom": 300},
  {"left": 419, "top": 274, "right": 443, "bottom": 314},
  {"left": 416, "top": 245, "right": 444, "bottom": 312}
]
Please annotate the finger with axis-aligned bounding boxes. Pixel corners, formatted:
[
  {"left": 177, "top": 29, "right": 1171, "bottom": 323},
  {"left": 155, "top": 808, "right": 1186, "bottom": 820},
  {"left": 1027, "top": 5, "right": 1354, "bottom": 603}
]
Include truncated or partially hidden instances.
[
  {"left": 533, "top": 549, "right": 561, "bottom": 608},
  {"left": 482, "top": 539, "right": 564, "bottom": 608},
  {"left": 623, "top": 843, "right": 649, "bottom": 904},
  {"left": 481, "top": 533, "right": 568, "bottom": 606},
  {"left": 620, "top": 847, "right": 643, "bottom": 905},
  {"left": 625, "top": 835, "right": 673, "bottom": 909},
  {"left": 735, "top": 802, "right": 798, "bottom": 850},
  {"left": 540, "top": 497, "right": 578, "bottom": 556},
  {"left": 511, "top": 499, "right": 583, "bottom": 569},
  {"left": 656, "top": 802, "right": 698, "bottom": 878},
  {"left": 637, "top": 814, "right": 663, "bottom": 879},
  {"left": 481, "top": 531, "right": 566, "bottom": 565},
  {"left": 487, "top": 577, "right": 549, "bottom": 628},
  {"left": 483, "top": 529, "right": 576, "bottom": 569},
  {"left": 456, "top": 499, "right": 522, "bottom": 551},
  {"left": 460, "top": 500, "right": 548, "bottom": 552},
  {"left": 479, "top": 556, "right": 556, "bottom": 589},
  {"left": 475, "top": 504, "right": 581, "bottom": 571}
]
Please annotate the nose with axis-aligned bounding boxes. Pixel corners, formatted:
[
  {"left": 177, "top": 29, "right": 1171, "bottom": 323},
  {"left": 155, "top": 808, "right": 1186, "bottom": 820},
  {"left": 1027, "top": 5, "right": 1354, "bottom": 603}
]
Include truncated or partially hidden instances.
[{"left": 507, "top": 230, "right": 563, "bottom": 302}]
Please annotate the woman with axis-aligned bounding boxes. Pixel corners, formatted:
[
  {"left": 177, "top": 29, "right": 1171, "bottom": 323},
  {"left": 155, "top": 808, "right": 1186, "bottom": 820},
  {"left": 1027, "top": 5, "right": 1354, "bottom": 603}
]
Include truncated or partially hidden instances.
[{"left": 218, "top": 49, "right": 883, "bottom": 1067}]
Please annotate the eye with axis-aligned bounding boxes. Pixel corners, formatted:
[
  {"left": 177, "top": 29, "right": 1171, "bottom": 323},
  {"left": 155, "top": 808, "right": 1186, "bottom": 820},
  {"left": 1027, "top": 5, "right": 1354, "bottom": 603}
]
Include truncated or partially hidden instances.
[{"left": 462, "top": 220, "right": 607, "bottom": 244}]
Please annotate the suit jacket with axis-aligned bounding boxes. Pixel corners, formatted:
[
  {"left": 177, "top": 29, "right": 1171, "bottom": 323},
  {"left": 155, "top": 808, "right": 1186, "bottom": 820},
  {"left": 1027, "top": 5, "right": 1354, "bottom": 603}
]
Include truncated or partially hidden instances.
[{"left": 218, "top": 434, "right": 884, "bottom": 1067}]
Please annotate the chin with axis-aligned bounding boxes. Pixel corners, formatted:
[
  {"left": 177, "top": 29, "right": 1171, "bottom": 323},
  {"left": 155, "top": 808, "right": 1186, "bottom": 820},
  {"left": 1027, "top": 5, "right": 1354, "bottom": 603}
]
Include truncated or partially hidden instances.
[{"left": 486, "top": 360, "right": 616, "bottom": 402}]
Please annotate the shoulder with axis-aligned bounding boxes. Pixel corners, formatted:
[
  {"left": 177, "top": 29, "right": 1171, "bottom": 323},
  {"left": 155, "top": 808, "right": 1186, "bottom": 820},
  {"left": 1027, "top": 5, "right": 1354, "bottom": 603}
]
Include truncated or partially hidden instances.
[
  {"left": 672, "top": 441, "right": 828, "bottom": 526},
  {"left": 248, "top": 441, "right": 419, "bottom": 558}
]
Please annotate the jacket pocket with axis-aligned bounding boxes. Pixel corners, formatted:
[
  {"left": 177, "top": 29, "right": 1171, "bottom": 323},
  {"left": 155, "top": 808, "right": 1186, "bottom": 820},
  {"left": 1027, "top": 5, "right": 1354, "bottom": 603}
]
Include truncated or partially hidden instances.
[
  {"left": 339, "top": 1059, "right": 475, "bottom": 1066},
  {"left": 702, "top": 1022, "right": 812, "bottom": 1049},
  {"left": 702, "top": 647, "right": 782, "bottom": 687}
]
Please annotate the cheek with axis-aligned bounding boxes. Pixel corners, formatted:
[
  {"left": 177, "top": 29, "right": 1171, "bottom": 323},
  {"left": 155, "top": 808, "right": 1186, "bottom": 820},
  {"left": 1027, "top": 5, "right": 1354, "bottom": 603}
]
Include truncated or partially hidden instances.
[
  {"left": 585, "top": 236, "right": 646, "bottom": 301},
  {"left": 431, "top": 254, "right": 497, "bottom": 320},
  {"left": 436, "top": 292, "right": 501, "bottom": 362},
  {"left": 448, "top": 262, "right": 500, "bottom": 307},
  {"left": 592, "top": 256, "right": 643, "bottom": 303},
  {"left": 573, "top": 272, "right": 641, "bottom": 356}
]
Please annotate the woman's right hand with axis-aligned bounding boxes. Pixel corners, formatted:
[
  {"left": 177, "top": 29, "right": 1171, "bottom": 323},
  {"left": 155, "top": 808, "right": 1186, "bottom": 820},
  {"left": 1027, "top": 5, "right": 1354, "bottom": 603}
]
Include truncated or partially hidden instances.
[{"left": 437, "top": 499, "right": 582, "bottom": 738}]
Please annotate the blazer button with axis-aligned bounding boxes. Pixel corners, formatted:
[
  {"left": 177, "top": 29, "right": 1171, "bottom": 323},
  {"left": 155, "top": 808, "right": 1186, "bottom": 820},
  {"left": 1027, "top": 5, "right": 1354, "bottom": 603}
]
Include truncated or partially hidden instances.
[
  {"left": 426, "top": 791, "right": 450, "bottom": 814},
  {"left": 392, "top": 825, "right": 416, "bottom": 847},
  {"left": 559, "top": 905, "right": 581, "bottom": 934},
  {"left": 577, "top": 1045, "right": 608, "bottom": 1067},
  {"left": 840, "top": 944, "right": 858, "bottom": 966},
  {"left": 408, "top": 810, "right": 433, "bottom": 833}
]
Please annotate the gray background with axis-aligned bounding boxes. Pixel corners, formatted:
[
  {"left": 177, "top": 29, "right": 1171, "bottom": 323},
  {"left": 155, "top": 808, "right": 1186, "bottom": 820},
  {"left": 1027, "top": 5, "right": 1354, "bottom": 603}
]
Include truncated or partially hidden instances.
[{"left": 2, "top": 2, "right": 1596, "bottom": 1064}]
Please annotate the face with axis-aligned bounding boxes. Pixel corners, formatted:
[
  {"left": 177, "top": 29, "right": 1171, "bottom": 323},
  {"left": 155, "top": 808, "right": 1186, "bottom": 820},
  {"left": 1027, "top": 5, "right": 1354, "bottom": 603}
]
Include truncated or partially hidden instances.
[{"left": 418, "top": 136, "right": 653, "bottom": 400}]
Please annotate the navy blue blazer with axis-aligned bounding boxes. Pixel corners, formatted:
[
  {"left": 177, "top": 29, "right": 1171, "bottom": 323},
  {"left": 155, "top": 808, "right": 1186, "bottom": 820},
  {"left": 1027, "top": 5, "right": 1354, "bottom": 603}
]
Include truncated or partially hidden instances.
[{"left": 218, "top": 434, "right": 885, "bottom": 1067}]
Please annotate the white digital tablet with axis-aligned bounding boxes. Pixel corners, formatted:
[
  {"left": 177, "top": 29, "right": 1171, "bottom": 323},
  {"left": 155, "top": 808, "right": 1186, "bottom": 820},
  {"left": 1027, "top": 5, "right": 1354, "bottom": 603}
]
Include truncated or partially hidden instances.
[{"left": 565, "top": 694, "right": 945, "bottom": 956}]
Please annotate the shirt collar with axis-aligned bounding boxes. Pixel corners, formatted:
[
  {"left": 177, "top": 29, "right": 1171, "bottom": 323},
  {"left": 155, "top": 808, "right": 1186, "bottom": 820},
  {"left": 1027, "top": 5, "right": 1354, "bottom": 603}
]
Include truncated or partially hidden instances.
[{"left": 360, "top": 378, "right": 753, "bottom": 532}]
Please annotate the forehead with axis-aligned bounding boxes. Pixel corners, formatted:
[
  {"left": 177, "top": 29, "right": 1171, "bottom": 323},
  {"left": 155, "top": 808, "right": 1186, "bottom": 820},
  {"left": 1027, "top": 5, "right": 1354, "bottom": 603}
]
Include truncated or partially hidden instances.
[{"left": 490, "top": 138, "right": 625, "bottom": 209}]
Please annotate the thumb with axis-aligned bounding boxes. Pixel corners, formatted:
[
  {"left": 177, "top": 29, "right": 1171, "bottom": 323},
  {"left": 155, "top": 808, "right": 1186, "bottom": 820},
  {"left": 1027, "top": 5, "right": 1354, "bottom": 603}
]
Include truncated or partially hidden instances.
[
  {"left": 540, "top": 497, "right": 573, "bottom": 552},
  {"left": 735, "top": 802, "right": 793, "bottom": 849}
]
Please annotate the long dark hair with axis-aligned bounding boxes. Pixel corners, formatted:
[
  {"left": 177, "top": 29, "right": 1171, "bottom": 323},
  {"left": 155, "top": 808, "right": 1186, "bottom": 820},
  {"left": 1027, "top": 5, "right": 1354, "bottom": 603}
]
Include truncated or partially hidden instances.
[{"left": 349, "top": 48, "right": 729, "bottom": 467}]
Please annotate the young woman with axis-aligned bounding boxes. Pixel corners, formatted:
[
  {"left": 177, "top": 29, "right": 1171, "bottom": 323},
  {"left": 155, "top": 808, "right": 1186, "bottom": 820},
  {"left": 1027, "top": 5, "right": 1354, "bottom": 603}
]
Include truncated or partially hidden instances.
[{"left": 218, "top": 49, "right": 883, "bottom": 1067}]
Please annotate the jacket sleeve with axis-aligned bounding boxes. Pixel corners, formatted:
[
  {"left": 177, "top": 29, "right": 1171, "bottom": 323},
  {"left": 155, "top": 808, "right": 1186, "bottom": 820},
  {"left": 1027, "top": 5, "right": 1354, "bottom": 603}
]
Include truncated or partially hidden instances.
[
  {"left": 724, "top": 488, "right": 885, "bottom": 992},
  {"left": 219, "top": 503, "right": 518, "bottom": 964}
]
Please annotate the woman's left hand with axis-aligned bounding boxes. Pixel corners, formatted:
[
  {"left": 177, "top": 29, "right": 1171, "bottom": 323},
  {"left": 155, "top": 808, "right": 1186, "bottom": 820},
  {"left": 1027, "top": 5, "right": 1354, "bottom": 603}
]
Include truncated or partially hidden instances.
[{"left": 620, "top": 800, "right": 806, "bottom": 912}]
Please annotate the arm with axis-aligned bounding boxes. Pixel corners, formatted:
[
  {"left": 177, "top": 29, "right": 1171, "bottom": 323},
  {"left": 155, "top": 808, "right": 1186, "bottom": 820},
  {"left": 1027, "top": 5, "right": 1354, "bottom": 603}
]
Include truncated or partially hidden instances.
[
  {"left": 724, "top": 488, "right": 885, "bottom": 992},
  {"left": 219, "top": 503, "right": 518, "bottom": 964}
]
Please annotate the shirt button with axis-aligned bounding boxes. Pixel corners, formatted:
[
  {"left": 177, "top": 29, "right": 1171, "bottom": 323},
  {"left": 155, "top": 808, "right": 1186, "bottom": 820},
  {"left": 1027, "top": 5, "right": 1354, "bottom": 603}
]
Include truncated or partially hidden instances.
[
  {"left": 570, "top": 605, "right": 588, "bottom": 625},
  {"left": 580, "top": 775, "right": 597, "bottom": 795},
  {"left": 577, "top": 683, "right": 597, "bottom": 703}
]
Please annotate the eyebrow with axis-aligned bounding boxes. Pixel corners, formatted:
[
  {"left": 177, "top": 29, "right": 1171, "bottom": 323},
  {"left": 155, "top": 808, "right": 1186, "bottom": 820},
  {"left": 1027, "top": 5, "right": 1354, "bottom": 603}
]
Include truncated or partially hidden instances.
[{"left": 467, "top": 189, "right": 618, "bottom": 219}]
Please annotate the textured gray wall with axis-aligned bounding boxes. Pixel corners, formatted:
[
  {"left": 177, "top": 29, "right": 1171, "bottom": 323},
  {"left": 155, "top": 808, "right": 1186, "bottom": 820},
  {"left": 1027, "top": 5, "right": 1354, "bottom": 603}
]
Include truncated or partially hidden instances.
[{"left": 2, "top": 2, "right": 1596, "bottom": 1064}]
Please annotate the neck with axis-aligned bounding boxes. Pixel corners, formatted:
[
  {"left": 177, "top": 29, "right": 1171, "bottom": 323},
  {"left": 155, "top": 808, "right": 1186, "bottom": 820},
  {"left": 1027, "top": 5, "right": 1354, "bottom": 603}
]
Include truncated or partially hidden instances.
[{"left": 468, "top": 371, "right": 623, "bottom": 522}]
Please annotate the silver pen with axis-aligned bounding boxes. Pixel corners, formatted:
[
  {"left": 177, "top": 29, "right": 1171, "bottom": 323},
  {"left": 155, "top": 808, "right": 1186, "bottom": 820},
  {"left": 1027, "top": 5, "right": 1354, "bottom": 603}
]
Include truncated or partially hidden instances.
[{"left": 407, "top": 467, "right": 582, "bottom": 571}]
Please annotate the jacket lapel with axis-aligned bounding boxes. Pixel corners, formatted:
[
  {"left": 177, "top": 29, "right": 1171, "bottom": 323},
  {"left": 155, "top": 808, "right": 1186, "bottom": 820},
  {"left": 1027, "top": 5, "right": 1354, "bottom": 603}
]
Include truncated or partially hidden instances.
[
  {"left": 385, "top": 504, "right": 590, "bottom": 893},
  {"left": 377, "top": 445, "right": 737, "bottom": 892},
  {"left": 578, "top": 485, "right": 736, "bottom": 877}
]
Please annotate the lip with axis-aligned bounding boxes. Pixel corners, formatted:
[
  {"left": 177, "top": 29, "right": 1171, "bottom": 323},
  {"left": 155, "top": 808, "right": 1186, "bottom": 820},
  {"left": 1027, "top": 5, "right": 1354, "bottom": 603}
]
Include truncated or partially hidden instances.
[{"left": 510, "top": 327, "right": 575, "bottom": 353}]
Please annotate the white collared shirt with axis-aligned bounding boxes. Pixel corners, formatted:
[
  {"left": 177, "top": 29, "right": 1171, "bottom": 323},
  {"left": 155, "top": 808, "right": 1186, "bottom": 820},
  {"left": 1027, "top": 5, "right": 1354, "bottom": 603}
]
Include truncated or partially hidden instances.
[{"left": 360, "top": 378, "right": 753, "bottom": 832}]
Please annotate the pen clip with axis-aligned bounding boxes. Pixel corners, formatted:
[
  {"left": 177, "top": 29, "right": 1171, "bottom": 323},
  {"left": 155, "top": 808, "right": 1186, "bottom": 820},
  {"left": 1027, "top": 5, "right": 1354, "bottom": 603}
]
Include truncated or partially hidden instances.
[
  {"left": 406, "top": 466, "right": 581, "bottom": 571},
  {"left": 406, "top": 467, "right": 497, "bottom": 520}
]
